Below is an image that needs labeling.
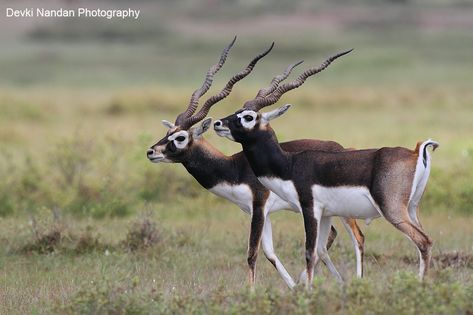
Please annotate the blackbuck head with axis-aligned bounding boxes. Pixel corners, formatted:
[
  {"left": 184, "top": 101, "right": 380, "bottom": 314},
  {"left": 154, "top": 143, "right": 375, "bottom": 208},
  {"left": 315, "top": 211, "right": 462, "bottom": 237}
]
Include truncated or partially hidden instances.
[
  {"left": 147, "top": 37, "right": 274, "bottom": 163},
  {"left": 214, "top": 49, "right": 353, "bottom": 144}
]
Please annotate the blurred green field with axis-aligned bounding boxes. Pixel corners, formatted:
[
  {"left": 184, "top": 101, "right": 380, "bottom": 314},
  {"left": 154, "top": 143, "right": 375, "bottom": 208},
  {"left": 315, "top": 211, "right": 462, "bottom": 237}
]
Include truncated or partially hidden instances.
[{"left": 1, "top": 0, "right": 472, "bottom": 314}]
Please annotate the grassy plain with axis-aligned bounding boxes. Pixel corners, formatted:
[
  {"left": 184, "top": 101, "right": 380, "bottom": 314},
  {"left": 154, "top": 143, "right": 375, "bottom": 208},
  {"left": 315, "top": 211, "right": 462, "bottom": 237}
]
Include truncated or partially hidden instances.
[{"left": 1, "top": 0, "right": 473, "bottom": 314}]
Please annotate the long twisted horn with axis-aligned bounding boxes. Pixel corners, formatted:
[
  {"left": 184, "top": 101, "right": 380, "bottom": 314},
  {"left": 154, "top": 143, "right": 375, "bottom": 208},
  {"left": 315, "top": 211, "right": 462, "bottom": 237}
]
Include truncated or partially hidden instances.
[
  {"left": 254, "top": 60, "right": 303, "bottom": 99},
  {"left": 244, "top": 49, "right": 353, "bottom": 111},
  {"left": 175, "top": 36, "right": 237, "bottom": 126},
  {"left": 181, "top": 42, "right": 274, "bottom": 129}
]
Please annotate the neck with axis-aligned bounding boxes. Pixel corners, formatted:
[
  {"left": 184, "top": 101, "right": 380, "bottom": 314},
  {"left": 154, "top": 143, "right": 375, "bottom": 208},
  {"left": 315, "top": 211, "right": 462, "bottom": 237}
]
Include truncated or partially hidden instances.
[
  {"left": 180, "top": 138, "right": 236, "bottom": 189},
  {"left": 241, "top": 127, "right": 290, "bottom": 178}
]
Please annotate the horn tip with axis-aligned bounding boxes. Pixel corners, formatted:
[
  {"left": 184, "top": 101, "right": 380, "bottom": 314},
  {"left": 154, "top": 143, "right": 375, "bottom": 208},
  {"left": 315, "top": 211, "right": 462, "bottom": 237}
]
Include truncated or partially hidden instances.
[
  {"left": 331, "top": 48, "right": 354, "bottom": 60},
  {"left": 225, "top": 36, "right": 237, "bottom": 50},
  {"left": 259, "top": 42, "right": 275, "bottom": 57}
]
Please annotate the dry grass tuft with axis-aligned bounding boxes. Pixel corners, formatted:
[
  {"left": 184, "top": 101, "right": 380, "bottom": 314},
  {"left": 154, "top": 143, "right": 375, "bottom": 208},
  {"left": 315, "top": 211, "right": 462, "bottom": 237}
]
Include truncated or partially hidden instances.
[
  {"left": 122, "top": 213, "right": 163, "bottom": 252},
  {"left": 402, "top": 251, "right": 473, "bottom": 269},
  {"left": 21, "top": 208, "right": 65, "bottom": 254}
]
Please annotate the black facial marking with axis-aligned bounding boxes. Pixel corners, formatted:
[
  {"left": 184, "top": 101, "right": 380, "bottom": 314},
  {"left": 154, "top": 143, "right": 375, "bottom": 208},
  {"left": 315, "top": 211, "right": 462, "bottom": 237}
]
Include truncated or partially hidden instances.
[
  {"left": 155, "top": 136, "right": 168, "bottom": 146},
  {"left": 168, "top": 141, "right": 177, "bottom": 153},
  {"left": 235, "top": 117, "right": 243, "bottom": 128}
]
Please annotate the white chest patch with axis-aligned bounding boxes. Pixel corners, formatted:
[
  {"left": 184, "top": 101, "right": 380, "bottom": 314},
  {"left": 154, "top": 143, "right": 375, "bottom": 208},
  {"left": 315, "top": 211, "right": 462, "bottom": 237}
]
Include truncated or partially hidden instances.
[
  {"left": 209, "top": 183, "right": 253, "bottom": 214},
  {"left": 258, "top": 177, "right": 301, "bottom": 212},
  {"left": 312, "top": 185, "right": 381, "bottom": 219}
]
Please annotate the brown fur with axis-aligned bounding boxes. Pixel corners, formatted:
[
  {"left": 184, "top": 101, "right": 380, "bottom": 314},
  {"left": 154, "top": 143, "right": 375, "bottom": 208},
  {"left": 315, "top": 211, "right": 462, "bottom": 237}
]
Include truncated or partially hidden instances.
[{"left": 216, "top": 109, "right": 437, "bottom": 283}]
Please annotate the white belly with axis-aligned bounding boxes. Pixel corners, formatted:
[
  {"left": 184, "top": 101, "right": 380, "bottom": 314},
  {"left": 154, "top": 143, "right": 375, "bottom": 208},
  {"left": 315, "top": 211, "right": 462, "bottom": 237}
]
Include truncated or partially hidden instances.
[
  {"left": 265, "top": 191, "right": 298, "bottom": 213},
  {"left": 258, "top": 177, "right": 301, "bottom": 212},
  {"left": 312, "top": 185, "right": 380, "bottom": 219},
  {"left": 209, "top": 183, "right": 253, "bottom": 214}
]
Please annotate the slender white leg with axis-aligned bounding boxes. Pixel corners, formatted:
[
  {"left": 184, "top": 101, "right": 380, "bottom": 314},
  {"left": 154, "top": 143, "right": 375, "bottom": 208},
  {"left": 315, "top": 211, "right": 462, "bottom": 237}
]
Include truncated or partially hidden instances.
[
  {"left": 341, "top": 218, "right": 363, "bottom": 278},
  {"left": 316, "top": 216, "right": 344, "bottom": 283},
  {"left": 261, "top": 217, "right": 296, "bottom": 289},
  {"left": 298, "top": 269, "right": 307, "bottom": 284}
]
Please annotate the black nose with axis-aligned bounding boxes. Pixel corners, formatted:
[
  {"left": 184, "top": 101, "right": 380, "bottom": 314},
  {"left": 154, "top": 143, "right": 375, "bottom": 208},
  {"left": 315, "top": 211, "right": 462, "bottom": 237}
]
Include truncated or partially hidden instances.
[
  {"left": 147, "top": 149, "right": 154, "bottom": 156},
  {"left": 214, "top": 121, "right": 222, "bottom": 127}
]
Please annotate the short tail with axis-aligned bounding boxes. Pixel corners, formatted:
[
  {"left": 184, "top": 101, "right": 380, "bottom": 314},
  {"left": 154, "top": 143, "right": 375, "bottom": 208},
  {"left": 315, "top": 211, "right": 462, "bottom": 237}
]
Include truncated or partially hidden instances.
[
  {"left": 416, "top": 139, "right": 439, "bottom": 168},
  {"left": 409, "top": 139, "right": 439, "bottom": 204}
]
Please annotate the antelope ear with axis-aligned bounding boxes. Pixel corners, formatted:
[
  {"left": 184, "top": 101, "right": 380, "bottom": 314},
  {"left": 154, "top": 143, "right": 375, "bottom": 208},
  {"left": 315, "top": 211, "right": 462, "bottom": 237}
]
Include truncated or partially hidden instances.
[
  {"left": 161, "top": 120, "right": 175, "bottom": 129},
  {"left": 261, "top": 104, "right": 292, "bottom": 124},
  {"left": 192, "top": 118, "right": 212, "bottom": 138}
]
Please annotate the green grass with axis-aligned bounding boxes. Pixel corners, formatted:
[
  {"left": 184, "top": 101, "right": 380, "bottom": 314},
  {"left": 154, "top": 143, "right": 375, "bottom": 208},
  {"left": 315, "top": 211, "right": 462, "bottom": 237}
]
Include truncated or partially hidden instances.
[
  {"left": 1, "top": 1, "right": 473, "bottom": 313},
  {"left": 0, "top": 210, "right": 472, "bottom": 314},
  {"left": 0, "top": 85, "right": 472, "bottom": 314}
]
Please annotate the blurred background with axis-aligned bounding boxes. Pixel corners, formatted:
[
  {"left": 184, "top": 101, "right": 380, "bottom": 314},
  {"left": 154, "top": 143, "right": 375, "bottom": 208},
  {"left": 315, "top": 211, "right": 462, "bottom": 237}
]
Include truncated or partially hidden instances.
[
  {"left": 1, "top": 1, "right": 472, "bottom": 313},
  {"left": 1, "top": 0, "right": 473, "bottom": 87},
  {"left": 1, "top": 0, "right": 472, "bottom": 217}
]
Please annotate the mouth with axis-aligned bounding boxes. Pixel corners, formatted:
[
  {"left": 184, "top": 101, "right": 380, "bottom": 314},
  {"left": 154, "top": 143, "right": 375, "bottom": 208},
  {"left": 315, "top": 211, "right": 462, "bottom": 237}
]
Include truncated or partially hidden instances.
[
  {"left": 147, "top": 155, "right": 165, "bottom": 163},
  {"left": 214, "top": 127, "right": 235, "bottom": 141},
  {"left": 214, "top": 125, "right": 229, "bottom": 134}
]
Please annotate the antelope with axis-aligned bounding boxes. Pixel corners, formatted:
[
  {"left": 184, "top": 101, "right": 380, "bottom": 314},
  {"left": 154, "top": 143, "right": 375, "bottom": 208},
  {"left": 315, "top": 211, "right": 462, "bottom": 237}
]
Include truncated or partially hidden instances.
[
  {"left": 146, "top": 38, "right": 366, "bottom": 289},
  {"left": 214, "top": 49, "right": 438, "bottom": 287}
]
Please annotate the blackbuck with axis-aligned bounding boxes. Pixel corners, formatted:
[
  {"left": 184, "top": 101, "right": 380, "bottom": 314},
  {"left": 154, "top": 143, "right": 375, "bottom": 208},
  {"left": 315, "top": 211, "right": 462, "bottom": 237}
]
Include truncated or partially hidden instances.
[
  {"left": 146, "top": 39, "right": 366, "bottom": 289},
  {"left": 214, "top": 50, "right": 438, "bottom": 286}
]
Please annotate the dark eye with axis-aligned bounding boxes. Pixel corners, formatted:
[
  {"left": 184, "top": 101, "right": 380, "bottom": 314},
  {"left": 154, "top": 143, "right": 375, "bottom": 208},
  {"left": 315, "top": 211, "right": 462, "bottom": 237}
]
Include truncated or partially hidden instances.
[
  {"left": 243, "top": 115, "right": 253, "bottom": 122},
  {"left": 175, "top": 136, "right": 186, "bottom": 142}
]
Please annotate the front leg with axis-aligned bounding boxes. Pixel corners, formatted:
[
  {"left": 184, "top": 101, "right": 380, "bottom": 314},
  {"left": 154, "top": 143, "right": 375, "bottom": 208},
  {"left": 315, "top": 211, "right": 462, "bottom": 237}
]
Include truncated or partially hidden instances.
[
  {"left": 316, "top": 216, "right": 344, "bottom": 283},
  {"left": 301, "top": 202, "right": 318, "bottom": 289},
  {"left": 298, "top": 224, "right": 337, "bottom": 284},
  {"left": 247, "top": 203, "right": 265, "bottom": 290},
  {"left": 261, "top": 217, "right": 296, "bottom": 289}
]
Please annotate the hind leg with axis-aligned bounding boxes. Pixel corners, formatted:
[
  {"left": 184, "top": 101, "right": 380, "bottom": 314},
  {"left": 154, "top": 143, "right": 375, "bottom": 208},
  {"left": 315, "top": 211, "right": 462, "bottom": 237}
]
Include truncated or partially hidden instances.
[
  {"left": 408, "top": 161, "right": 431, "bottom": 229},
  {"left": 408, "top": 201, "right": 422, "bottom": 228},
  {"left": 395, "top": 220, "right": 432, "bottom": 279},
  {"left": 341, "top": 218, "right": 365, "bottom": 278},
  {"left": 383, "top": 208, "right": 433, "bottom": 279}
]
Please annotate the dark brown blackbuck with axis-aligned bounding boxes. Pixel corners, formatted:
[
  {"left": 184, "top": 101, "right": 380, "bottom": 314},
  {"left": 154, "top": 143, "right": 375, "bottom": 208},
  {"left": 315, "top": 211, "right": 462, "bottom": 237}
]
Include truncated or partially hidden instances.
[
  {"left": 214, "top": 49, "right": 438, "bottom": 287},
  {"left": 146, "top": 39, "right": 366, "bottom": 289}
]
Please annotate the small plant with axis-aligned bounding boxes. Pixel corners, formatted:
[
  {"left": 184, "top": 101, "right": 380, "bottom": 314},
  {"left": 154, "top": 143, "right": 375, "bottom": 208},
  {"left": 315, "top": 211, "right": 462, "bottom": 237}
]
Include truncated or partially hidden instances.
[
  {"left": 21, "top": 207, "right": 65, "bottom": 254},
  {"left": 122, "top": 213, "right": 162, "bottom": 252},
  {"left": 74, "top": 225, "right": 106, "bottom": 254},
  {"left": 19, "top": 209, "right": 112, "bottom": 255},
  {"left": 57, "top": 276, "right": 154, "bottom": 315}
]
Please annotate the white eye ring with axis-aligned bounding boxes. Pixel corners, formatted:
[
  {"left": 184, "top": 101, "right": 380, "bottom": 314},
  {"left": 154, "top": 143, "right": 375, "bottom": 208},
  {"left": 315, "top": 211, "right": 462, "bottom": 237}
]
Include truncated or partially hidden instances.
[
  {"left": 237, "top": 110, "right": 258, "bottom": 129},
  {"left": 167, "top": 130, "right": 189, "bottom": 149}
]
